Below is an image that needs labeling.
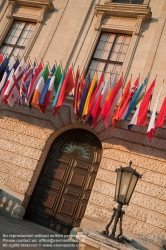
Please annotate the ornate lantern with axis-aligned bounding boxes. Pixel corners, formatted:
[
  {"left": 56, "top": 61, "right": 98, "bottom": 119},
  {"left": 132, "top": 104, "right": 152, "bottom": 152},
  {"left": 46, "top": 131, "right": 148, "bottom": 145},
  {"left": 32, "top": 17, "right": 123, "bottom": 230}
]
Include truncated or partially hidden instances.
[{"left": 102, "top": 161, "right": 142, "bottom": 242}]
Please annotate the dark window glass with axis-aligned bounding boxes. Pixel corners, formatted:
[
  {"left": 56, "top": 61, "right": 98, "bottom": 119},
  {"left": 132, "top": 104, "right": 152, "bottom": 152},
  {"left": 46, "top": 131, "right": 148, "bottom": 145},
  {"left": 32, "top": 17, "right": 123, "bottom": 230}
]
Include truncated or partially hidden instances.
[
  {"left": 88, "top": 33, "right": 131, "bottom": 83},
  {"left": 113, "top": 0, "right": 144, "bottom": 4},
  {"left": 0, "top": 21, "right": 35, "bottom": 60}
]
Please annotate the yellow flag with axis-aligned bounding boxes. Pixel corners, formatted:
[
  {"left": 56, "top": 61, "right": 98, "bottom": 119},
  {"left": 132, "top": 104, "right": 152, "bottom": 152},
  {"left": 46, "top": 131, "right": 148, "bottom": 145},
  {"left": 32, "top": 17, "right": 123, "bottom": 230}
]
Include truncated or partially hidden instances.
[{"left": 82, "top": 73, "right": 97, "bottom": 116}]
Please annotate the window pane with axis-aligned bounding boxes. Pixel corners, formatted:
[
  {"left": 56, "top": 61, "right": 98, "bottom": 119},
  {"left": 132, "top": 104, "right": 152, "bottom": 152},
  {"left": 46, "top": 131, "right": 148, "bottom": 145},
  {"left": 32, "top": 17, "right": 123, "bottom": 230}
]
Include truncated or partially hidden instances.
[
  {"left": 118, "top": 53, "right": 126, "bottom": 62},
  {"left": 1, "top": 21, "right": 35, "bottom": 59},
  {"left": 88, "top": 32, "right": 131, "bottom": 77},
  {"left": 96, "top": 41, "right": 105, "bottom": 50},
  {"left": 109, "top": 52, "right": 118, "bottom": 61}
]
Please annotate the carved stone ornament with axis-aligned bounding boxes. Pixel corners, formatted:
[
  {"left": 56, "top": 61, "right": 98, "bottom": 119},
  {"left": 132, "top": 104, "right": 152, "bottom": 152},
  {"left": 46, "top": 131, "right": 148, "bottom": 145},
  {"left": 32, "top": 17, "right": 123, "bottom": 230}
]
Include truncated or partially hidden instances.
[
  {"left": 7, "top": 0, "right": 54, "bottom": 22},
  {"left": 94, "top": 1, "right": 152, "bottom": 25},
  {"left": 94, "top": 11, "right": 105, "bottom": 31}
]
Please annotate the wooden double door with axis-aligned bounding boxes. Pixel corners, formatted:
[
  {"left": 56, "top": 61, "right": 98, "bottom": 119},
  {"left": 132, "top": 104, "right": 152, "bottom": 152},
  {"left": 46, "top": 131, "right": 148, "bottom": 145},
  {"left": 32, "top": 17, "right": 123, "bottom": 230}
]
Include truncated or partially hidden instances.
[{"left": 25, "top": 129, "right": 102, "bottom": 234}]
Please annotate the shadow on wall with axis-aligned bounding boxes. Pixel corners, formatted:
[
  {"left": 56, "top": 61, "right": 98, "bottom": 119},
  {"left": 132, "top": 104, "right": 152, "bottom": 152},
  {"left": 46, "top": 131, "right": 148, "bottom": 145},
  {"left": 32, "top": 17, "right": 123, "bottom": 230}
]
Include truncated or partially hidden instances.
[{"left": 98, "top": 118, "right": 166, "bottom": 161}]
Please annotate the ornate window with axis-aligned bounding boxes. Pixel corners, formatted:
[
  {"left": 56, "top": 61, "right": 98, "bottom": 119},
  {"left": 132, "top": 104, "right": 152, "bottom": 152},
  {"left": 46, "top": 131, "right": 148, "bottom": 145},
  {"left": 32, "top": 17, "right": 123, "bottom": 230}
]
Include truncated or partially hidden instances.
[
  {"left": 112, "top": 0, "right": 144, "bottom": 3},
  {"left": 1, "top": 21, "right": 36, "bottom": 59},
  {"left": 88, "top": 32, "right": 131, "bottom": 82}
]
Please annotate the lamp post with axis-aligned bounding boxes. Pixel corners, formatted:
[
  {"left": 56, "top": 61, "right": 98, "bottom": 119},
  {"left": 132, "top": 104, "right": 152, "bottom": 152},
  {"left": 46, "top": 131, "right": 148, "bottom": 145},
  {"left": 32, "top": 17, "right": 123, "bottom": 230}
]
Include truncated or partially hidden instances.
[{"left": 102, "top": 161, "right": 142, "bottom": 242}]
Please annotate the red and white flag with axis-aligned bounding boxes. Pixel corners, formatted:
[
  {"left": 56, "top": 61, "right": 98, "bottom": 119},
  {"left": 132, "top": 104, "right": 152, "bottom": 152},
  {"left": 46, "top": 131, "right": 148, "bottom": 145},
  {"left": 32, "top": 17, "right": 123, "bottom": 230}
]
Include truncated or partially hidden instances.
[
  {"left": 146, "top": 84, "right": 163, "bottom": 140},
  {"left": 3, "top": 60, "right": 26, "bottom": 107},
  {"left": 128, "top": 79, "right": 155, "bottom": 130}
]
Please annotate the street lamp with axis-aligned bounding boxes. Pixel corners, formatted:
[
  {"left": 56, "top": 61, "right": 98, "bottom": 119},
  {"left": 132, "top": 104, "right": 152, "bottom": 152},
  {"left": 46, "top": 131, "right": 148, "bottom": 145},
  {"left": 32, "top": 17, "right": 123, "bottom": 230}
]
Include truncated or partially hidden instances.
[{"left": 102, "top": 161, "right": 142, "bottom": 242}]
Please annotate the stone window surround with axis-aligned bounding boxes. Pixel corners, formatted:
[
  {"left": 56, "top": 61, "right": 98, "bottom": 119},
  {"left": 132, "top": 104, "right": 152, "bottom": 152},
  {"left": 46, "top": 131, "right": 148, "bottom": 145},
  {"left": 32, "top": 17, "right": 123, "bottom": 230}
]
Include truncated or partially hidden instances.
[
  {"left": 0, "top": 0, "right": 54, "bottom": 59},
  {"left": 84, "top": 0, "right": 151, "bottom": 83}
]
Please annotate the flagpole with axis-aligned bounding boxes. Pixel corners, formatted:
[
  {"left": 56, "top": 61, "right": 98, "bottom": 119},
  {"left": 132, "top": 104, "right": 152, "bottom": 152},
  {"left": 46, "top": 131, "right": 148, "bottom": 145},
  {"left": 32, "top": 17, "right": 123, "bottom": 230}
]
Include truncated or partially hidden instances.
[
  {"left": 28, "top": 56, "right": 32, "bottom": 66},
  {"left": 55, "top": 60, "right": 57, "bottom": 67},
  {"left": 60, "top": 61, "right": 63, "bottom": 72},
  {"left": 35, "top": 57, "right": 38, "bottom": 66},
  {"left": 148, "top": 74, "right": 157, "bottom": 113},
  {"left": 47, "top": 61, "right": 51, "bottom": 71},
  {"left": 41, "top": 58, "right": 45, "bottom": 68}
]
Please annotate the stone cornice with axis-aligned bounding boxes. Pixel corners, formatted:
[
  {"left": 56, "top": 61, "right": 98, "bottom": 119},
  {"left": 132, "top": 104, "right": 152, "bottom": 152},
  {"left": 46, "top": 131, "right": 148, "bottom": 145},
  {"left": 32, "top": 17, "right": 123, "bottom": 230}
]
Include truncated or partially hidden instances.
[
  {"left": 8, "top": 0, "right": 54, "bottom": 12},
  {"left": 7, "top": 0, "right": 54, "bottom": 22},
  {"left": 95, "top": 2, "right": 152, "bottom": 22}
]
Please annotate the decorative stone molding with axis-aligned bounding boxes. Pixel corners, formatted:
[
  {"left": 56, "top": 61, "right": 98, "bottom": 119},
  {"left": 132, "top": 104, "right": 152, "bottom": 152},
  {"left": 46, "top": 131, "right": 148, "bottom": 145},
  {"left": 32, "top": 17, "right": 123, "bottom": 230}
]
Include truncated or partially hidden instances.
[
  {"left": 94, "top": 11, "right": 105, "bottom": 31},
  {"left": 7, "top": 0, "right": 54, "bottom": 22},
  {"left": 94, "top": 2, "right": 152, "bottom": 25}
]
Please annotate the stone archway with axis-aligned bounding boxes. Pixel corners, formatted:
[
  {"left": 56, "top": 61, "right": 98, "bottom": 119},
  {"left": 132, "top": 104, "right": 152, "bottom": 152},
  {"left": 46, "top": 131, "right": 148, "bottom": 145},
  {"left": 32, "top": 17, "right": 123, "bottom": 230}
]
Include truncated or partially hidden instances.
[{"left": 24, "top": 128, "right": 102, "bottom": 234}]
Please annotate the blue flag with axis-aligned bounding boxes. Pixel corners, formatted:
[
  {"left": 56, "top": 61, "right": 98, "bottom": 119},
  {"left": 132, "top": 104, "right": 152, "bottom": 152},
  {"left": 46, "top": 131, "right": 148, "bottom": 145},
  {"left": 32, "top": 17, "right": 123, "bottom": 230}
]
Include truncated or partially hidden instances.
[
  {"left": 124, "top": 77, "right": 147, "bottom": 120},
  {"left": 0, "top": 57, "right": 9, "bottom": 74},
  {"left": 39, "top": 65, "right": 56, "bottom": 105},
  {"left": 79, "top": 72, "right": 90, "bottom": 116}
]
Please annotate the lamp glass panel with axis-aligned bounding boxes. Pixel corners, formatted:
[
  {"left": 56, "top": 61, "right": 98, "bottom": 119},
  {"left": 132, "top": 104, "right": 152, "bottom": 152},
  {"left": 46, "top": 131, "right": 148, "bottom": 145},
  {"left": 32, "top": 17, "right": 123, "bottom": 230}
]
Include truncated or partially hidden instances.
[
  {"left": 125, "top": 175, "right": 138, "bottom": 204},
  {"left": 119, "top": 171, "right": 132, "bottom": 204},
  {"left": 115, "top": 171, "right": 121, "bottom": 201}
]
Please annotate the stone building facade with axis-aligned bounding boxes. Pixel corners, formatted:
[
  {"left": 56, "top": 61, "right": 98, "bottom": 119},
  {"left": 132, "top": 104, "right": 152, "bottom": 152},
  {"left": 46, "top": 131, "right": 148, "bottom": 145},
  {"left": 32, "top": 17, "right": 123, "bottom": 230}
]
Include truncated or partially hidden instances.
[{"left": 0, "top": 0, "right": 166, "bottom": 249}]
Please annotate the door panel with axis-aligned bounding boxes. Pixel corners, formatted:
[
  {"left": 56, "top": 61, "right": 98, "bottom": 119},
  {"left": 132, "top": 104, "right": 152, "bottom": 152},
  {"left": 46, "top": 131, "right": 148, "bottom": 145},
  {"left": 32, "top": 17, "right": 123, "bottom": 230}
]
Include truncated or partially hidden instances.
[{"left": 25, "top": 129, "right": 102, "bottom": 234}]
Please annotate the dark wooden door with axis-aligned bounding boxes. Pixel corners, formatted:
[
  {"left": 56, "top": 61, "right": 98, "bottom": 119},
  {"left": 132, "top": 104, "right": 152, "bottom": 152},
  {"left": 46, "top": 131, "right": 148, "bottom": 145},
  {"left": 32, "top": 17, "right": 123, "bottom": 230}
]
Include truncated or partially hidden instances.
[{"left": 24, "top": 129, "right": 102, "bottom": 234}]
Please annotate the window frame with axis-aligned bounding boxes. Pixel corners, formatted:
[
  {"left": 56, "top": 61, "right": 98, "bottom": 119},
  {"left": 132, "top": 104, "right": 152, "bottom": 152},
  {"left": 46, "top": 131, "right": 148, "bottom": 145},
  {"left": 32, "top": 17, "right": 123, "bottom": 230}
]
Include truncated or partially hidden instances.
[
  {"left": 112, "top": 0, "right": 144, "bottom": 4},
  {"left": 87, "top": 32, "right": 132, "bottom": 81},
  {"left": 1, "top": 20, "right": 36, "bottom": 58}
]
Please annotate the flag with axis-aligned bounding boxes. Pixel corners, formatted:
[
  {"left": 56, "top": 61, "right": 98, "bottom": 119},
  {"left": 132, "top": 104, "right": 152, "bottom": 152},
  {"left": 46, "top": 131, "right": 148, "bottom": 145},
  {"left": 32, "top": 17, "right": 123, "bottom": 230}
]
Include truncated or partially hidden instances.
[
  {"left": 25, "top": 62, "right": 43, "bottom": 106},
  {"left": 73, "top": 68, "right": 80, "bottom": 114},
  {"left": 76, "top": 72, "right": 85, "bottom": 116},
  {"left": 18, "top": 61, "right": 32, "bottom": 106},
  {"left": 102, "top": 76, "right": 123, "bottom": 129},
  {"left": 155, "top": 97, "right": 166, "bottom": 131},
  {"left": 146, "top": 85, "right": 163, "bottom": 140},
  {"left": 53, "top": 67, "right": 74, "bottom": 116},
  {"left": 0, "top": 57, "right": 8, "bottom": 74},
  {"left": 128, "top": 79, "right": 156, "bottom": 130},
  {"left": 52, "top": 72, "right": 65, "bottom": 108},
  {"left": 91, "top": 78, "right": 111, "bottom": 127},
  {"left": 82, "top": 73, "right": 97, "bottom": 116},
  {"left": 25, "top": 62, "right": 36, "bottom": 100},
  {"left": 118, "top": 77, "right": 139, "bottom": 121},
  {"left": 38, "top": 65, "right": 56, "bottom": 113},
  {"left": 112, "top": 78, "right": 131, "bottom": 128},
  {"left": 3, "top": 60, "right": 26, "bottom": 107},
  {"left": 0, "top": 57, "right": 16, "bottom": 102},
  {"left": 79, "top": 72, "right": 90, "bottom": 116},
  {"left": 86, "top": 74, "right": 104, "bottom": 126},
  {"left": 124, "top": 77, "right": 147, "bottom": 120},
  {"left": 54, "top": 65, "right": 62, "bottom": 91},
  {"left": 31, "top": 65, "right": 49, "bottom": 110},
  {"left": 0, "top": 55, "right": 3, "bottom": 65}
]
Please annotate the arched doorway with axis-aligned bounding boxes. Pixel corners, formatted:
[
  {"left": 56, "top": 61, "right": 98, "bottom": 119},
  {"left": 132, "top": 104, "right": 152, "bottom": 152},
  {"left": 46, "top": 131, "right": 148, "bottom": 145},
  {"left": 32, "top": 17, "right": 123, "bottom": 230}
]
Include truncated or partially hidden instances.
[{"left": 24, "top": 129, "right": 102, "bottom": 234}]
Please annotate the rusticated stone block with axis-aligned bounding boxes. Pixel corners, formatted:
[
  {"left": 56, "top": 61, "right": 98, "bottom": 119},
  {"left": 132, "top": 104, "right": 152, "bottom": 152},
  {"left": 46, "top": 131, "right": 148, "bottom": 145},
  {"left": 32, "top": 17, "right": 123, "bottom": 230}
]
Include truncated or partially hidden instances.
[
  {"left": 93, "top": 180, "right": 115, "bottom": 197},
  {"left": 0, "top": 172, "right": 7, "bottom": 185},
  {"left": 0, "top": 118, "right": 51, "bottom": 140},
  {"left": 5, "top": 176, "right": 29, "bottom": 194},
  {"left": 0, "top": 161, "right": 34, "bottom": 181},
  {"left": 96, "top": 168, "right": 116, "bottom": 185},
  {"left": 89, "top": 191, "right": 116, "bottom": 209},
  {"left": 0, "top": 128, "right": 46, "bottom": 150},
  {"left": 102, "top": 148, "right": 166, "bottom": 174},
  {"left": 135, "top": 181, "right": 166, "bottom": 200},
  {"left": 103, "top": 138, "right": 166, "bottom": 161},
  {"left": 0, "top": 139, "right": 42, "bottom": 160},
  {"left": 0, "top": 149, "right": 38, "bottom": 170},
  {"left": 0, "top": 107, "right": 55, "bottom": 132},
  {"left": 131, "top": 192, "right": 166, "bottom": 215}
]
